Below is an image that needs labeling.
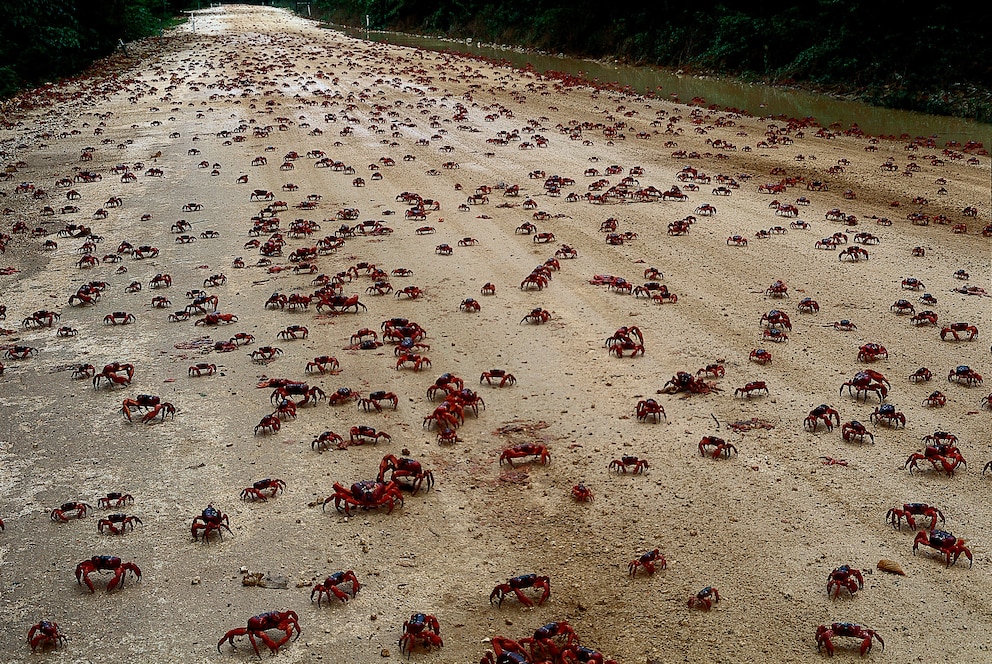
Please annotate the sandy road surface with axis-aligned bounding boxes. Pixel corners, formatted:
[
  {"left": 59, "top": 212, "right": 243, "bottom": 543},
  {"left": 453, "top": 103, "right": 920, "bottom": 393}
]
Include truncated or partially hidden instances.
[{"left": 0, "top": 5, "right": 990, "bottom": 663}]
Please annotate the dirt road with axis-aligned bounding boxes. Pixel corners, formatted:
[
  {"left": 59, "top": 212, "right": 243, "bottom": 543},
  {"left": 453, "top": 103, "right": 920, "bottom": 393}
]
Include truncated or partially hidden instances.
[{"left": 0, "top": 5, "right": 990, "bottom": 663}]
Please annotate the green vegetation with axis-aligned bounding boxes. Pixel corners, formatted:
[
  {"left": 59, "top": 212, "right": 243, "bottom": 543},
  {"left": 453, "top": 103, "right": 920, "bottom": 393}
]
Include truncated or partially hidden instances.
[
  {"left": 0, "top": 0, "right": 189, "bottom": 99},
  {"left": 300, "top": 0, "right": 992, "bottom": 122}
]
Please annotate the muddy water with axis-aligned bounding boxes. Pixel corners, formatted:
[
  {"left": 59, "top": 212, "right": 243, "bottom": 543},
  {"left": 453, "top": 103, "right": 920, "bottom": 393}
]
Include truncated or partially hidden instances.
[{"left": 335, "top": 25, "right": 992, "bottom": 147}]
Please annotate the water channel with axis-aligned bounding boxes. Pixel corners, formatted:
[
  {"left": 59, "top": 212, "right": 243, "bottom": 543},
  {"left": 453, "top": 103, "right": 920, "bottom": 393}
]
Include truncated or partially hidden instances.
[{"left": 332, "top": 25, "right": 992, "bottom": 148}]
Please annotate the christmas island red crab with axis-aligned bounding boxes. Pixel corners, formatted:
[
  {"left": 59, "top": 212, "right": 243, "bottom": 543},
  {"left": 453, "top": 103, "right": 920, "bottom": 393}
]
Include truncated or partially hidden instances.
[
  {"left": 699, "top": 436, "right": 738, "bottom": 459},
  {"left": 348, "top": 426, "right": 391, "bottom": 446},
  {"left": 688, "top": 586, "right": 720, "bottom": 610},
  {"left": 400, "top": 613, "right": 443, "bottom": 656},
  {"left": 697, "top": 363, "right": 726, "bottom": 378},
  {"left": 948, "top": 365, "right": 983, "bottom": 386},
  {"left": 490, "top": 574, "right": 551, "bottom": 608},
  {"left": 913, "top": 529, "right": 972, "bottom": 567},
  {"left": 326, "top": 387, "right": 360, "bottom": 406},
  {"left": 218, "top": 611, "right": 301, "bottom": 657},
  {"left": 120, "top": 394, "right": 160, "bottom": 421},
  {"left": 22, "top": 309, "right": 60, "bottom": 328},
  {"left": 858, "top": 343, "right": 888, "bottom": 362},
  {"left": 841, "top": 421, "right": 874, "bottom": 444},
  {"left": 887, "top": 503, "right": 945, "bottom": 531},
  {"left": 629, "top": 549, "right": 666, "bottom": 577},
  {"left": 240, "top": 479, "right": 286, "bottom": 502},
  {"left": 311, "top": 570, "right": 360, "bottom": 605},
  {"left": 98, "top": 492, "right": 133, "bottom": 509},
  {"left": 277, "top": 325, "right": 308, "bottom": 340},
  {"left": 827, "top": 565, "right": 864, "bottom": 598},
  {"left": 910, "top": 367, "right": 933, "bottom": 382},
  {"left": 94, "top": 362, "right": 135, "bottom": 389},
  {"left": 311, "top": 431, "right": 344, "bottom": 453},
  {"left": 923, "top": 390, "right": 947, "bottom": 407},
  {"left": 254, "top": 415, "right": 280, "bottom": 435},
  {"left": 378, "top": 454, "right": 433, "bottom": 494},
  {"left": 358, "top": 391, "right": 398, "bottom": 412},
  {"left": 734, "top": 381, "right": 768, "bottom": 398},
  {"left": 97, "top": 513, "right": 143, "bottom": 535},
  {"left": 191, "top": 504, "right": 232, "bottom": 542},
  {"left": 798, "top": 297, "right": 819, "bottom": 313},
  {"left": 636, "top": 399, "right": 666, "bottom": 422},
  {"left": 250, "top": 346, "right": 283, "bottom": 362},
  {"left": 396, "top": 353, "right": 432, "bottom": 370},
  {"left": 75, "top": 555, "right": 141, "bottom": 593},
  {"left": 870, "top": 404, "right": 905, "bottom": 427},
  {"left": 941, "top": 322, "right": 978, "bottom": 341},
  {"left": 28, "top": 620, "right": 67, "bottom": 653},
  {"left": 323, "top": 479, "right": 404, "bottom": 515},
  {"left": 188, "top": 363, "right": 216, "bottom": 377},
  {"left": 825, "top": 319, "right": 858, "bottom": 331},
  {"left": 103, "top": 311, "right": 135, "bottom": 325},
  {"left": 195, "top": 313, "right": 238, "bottom": 326},
  {"left": 760, "top": 310, "right": 792, "bottom": 330},
  {"left": 270, "top": 382, "right": 326, "bottom": 407},
  {"left": 571, "top": 483, "right": 594, "bottom": 502},
  {"left": 306, "top": 356, "right": 340, "bottom": 374},
  {"left": 521, "top": 307, "right": 551, "bottom": 324},
  {"left": 765, "top": 280, "right": 788, "bottom": 297},
  {"left": 662, "top": 371, "right": 720, "bottom": 394},
  {"left": 805, "top": 404, "right": 841, "bottom": 432},
  {"left": 906, "top": 443, "right": 966, "bottom": 476},
  {"left": 840, "top": 370, "right": 889, "bottom": 402},
  {"left": 816, "top": 623, "right": 883, "bottom": 657},
  {"left": 460, "top": 298, "right": 481, "bottom": 312},
  {"left": 610, "top": 456, "right": 649, "bottom": 474},
  {"left": 750, "top": 348, "right": 772, "bottom": 364},
  {"left": 51, "top": 501, "right": 93, "bottom": 522},
  {"left": 500, "top": 444, "right": 551, "bottom": 467},
  {"left": 481, "top": 369, "right": 516, "bottom": 387}
]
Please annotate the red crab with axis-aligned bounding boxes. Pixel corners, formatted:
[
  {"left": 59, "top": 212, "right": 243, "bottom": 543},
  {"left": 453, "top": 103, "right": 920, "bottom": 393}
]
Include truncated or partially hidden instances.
[
  {"left": 909, "top": 367, "right": 932, "bottom": 382},
  {"left": 323, "top": 479, "right": 404, "bottom": 515},
  {"left": 500, "top": 444, "right": 550, "bottom": 467},
  {"left": 51, "top": 501, "right": 93, "bottom": 522},
  {"left": 188, "top": 363, "right": 216, "bottom": 377},
  {"left": 311, "top": 430, "right": 344, "bottom": 453},
  {"left": 98, "top": 492, "right": 133, "bottom": 509},
  {"left": 277, "top": 325, "right": 308, "bottom": 340},
  {"left": 359, "top": 390, "right": 399, "bottom": 412},
  {"left": 240, "top": 479, "right": 286, "bottom": 502},
  {"left": 521, "top": 622, "right": 578, "bottom": 662},
  {"left": 305, "top": 356, "right": 339, "bottom": 374},
  {"left": 396, "top": 353, "right": 432, "bottom": 370},
  {"left": 628, "top": 549, "right": 666, "bottom": 577},
  {"left": 571, "top": 483, "right": 594, "bottom": 502},
  {"left": 75, "top": 555, "right": 141, "bottom": 593},
  {"left": 311, "top": 570, "right": 360, "bottom": 605},
  {"left": 699, "top": 436, "right": 738, "bottom": 459},
  {"left": 327, "top": 387, "right": 360, "bottom": 406},
  {"left": 697, "top": 363, "right": 725, "bottom": 378},
  {"left": 804, "top": 404, "right": 841, "bottom": 432},
  {"left": 460, "top": 298, "right": 481, "bottom": 312},
  {"left": 827, "top": 565, "right": 864, "bottom": 598},
  {"left": 887, "top": 503, "right": 945, "bottom": 531},
  {"left": 688, "top": 586, "right": 720, "bottom": 610},
  {"left": 749, "top": 348, "right": 772, "bottom": 364},
  {"left": 816, "top": 623, "right": 883, "bottom": 657},
  {"left": 521, "top": 307, "right": 551, "bottom": 324},
  {"left": 948, "top": 365, "right": 983, "bottom": 386},
  {"left": 913, "top": 529, "right": 973, "bottom": 567},
  {"left": 734, "top": 381, "right": 768, "bottom": 398},
  {"left": 906, "top": 443, "right": 966, "bottom": 476},
  {"left": 609, "top": 455, "right": 649, "bottom": 473},
  {"left": 191, "top": 504, "right": 232, "bottom": 542},
  {"left": 870, "top": 404, "right": 905, "bottom": 428},
  {"left": 378, "top": 454, "right": 434, "bottom": 494},
  {"left": 254, "top": 414, "right": 280, "bottom": 435},
  {"left": 490, "top": 574, "right": 551, "bottom": 608},
  {"left": 940, "top": 322, "right": 978, "bottom": 341},
  {"left": 28, "top": 620, "right": 67, "bottom": 653},
  {"left": 797, "top": 297, "right": 819, "bottom": 313},
  {"left": 662, "top": 371, "right": 720, "bottom": 394},
  {"left": 765, "top": 280, "right": 788, "bottom": 297},
  {"left": 97, "top": 513, "right": 142, "bottom": 535},
  {"left": 635, "top": 399, "right": 666, "bottom": 422},
  {"left": 840, "top": 421, "right": 874, "bottom": 444},
  {"left": 399, "top": 613, "right": 443, "bottom": 656},
  {"left": 857, "top": 343, "right": 888, "bottom": 362},
  {"left": 348, "top": 426, "right": 391, "bottom": 446},
  {"left": 218, "top": 611, "right": 301, "bottom": 657},
  {"left": 923, "top": 390, "right": 947, "bottom": 407},
  {"left": 481, "top": 369, "right": 516, "bottom": 387}
]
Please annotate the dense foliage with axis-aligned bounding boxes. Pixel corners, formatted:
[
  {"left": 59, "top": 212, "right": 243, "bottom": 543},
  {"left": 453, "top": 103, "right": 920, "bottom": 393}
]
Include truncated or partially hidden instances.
[
  {"left": 301, "top": 0, "right": 992, "bottom": 121},
  {"left": 0, "top": 0, "right": 188, "bottom": 98}
]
